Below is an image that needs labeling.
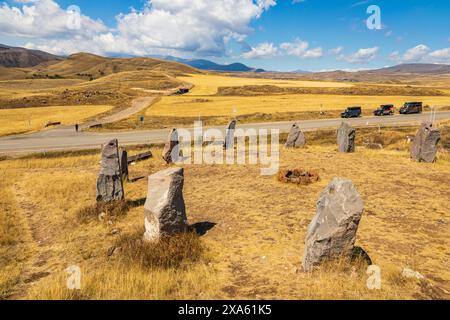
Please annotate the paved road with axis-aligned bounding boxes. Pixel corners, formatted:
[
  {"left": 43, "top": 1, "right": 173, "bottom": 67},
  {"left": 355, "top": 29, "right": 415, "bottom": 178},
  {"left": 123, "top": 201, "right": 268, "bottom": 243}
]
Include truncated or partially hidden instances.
[{"left": 1, "top": 111, "right": 449, "bottom": 155}]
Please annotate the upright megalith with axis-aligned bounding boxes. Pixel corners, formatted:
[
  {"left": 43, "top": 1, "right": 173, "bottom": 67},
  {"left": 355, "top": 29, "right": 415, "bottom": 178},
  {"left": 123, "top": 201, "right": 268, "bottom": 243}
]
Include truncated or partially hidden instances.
[
  {"left": 96, "top": 139, "right": 125, "bottom": 202},
  {"left": 302, "top": 177, "right": 364, "bottom": 272},
  {"left": 119, "top": 149, "right": 129, "bottom": 181},
  {"left": 162, "top": 129, "right": 180, "bottom": 164},
  {"left": 223, "top": 119, "right": 237, "bottom": 150},
  {"left": 143, "top": 167, "right": 188, "bottom": 242},
  {"left": 337, "top": 122, "right": 356, "bottom": 153},
  {"left": 410, "top": 122, "right": 441, "bottom": 163},
  {"left": 285, "top": 123, "right": 306, "bottom": 148}
]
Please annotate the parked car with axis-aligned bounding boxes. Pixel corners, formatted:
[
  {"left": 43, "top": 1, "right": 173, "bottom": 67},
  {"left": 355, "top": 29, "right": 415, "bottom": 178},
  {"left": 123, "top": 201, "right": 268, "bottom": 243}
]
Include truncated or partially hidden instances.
[
  {"left": 341, "top": 106, "right": 362, "bottom": 118},
  {"left": 399, "top": 102, "right": 422, "bottom": 114},
  {"left": 374, "top": 104, "right": 394, "bottom": 116}
]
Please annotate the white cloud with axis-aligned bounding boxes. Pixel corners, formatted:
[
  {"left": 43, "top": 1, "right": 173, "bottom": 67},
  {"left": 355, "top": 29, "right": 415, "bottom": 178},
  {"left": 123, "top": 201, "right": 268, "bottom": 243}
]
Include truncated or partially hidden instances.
[
  {"left": 345, "top": 47, "right": 379, "bottom": 64},
  {"left": 242, "top": 42, "right": 278, "bottom": 59},
  {"left": 429, "top": 47, "right": 450, "bottom": 63},
  {"left": 279, "top": 39, "right": 323, "bottom": 58},
  {"left": 2, "top": 0, "right": 277, "bottom": 57},
  {"left": 389, "top": 44, "right": 450, "bottom": 64},
  {"left": 0, "top": 0, "right": 107, "bottom": 38}
]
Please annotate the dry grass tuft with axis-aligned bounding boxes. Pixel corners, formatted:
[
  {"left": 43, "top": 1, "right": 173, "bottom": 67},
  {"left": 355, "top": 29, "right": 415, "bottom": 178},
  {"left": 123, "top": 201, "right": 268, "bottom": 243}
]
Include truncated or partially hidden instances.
[
  {"left": 115, "top": 229, "right": 204, "bottom": 269},
  {"left": 76, "top": 200, "right": 130, "bottom": 224}
]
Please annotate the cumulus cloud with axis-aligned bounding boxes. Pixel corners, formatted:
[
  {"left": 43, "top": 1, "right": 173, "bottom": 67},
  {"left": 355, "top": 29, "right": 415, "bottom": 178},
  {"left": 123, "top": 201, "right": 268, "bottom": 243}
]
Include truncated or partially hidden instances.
[
  {"left": 344, "top": 47, "right": 379, "bottom": 64},
  {"left": 2, "top": 0, "right": 277, "bottom": 57},
  {"left": 389, "top": 44, "right": 450, "bottom": 64},
  {"left": 242, "top": 42, "right": 278, "bottom": 58},
  {"left": 279, "top": 39, "right": 323, "bottom": 58}
]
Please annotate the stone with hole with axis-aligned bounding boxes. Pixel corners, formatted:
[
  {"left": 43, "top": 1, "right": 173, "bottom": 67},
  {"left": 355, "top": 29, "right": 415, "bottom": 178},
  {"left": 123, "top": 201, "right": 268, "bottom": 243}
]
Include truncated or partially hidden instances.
[
  {"left": 302, "top": 177, "right": 364, "bottom": 272},
  {"left": 285, "top": 123, "right": 306, "bottom": 148},
  {"left": 143, "top": 167, "right": 188, "bottom": 242},
  {"left": 337, "top": 122, "right": 356, "bottom": 153},
  {"left": 96, "top": 139, "right": 124, "bottom": 202},
  {"left": 410, "top": 122, "right": 441, "bottom": 163},
  {"left": 223, "top": 119, "right": 237, "bottom": 150},
  {"left": 162, "top": 128, "right": 180, "bottom": 164}
]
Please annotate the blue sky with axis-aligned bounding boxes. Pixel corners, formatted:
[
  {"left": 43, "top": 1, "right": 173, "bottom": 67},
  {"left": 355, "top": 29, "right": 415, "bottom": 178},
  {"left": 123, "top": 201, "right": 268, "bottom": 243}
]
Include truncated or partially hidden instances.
[{"left": 1, "top": 0, "right": 449, "bottom": 71}]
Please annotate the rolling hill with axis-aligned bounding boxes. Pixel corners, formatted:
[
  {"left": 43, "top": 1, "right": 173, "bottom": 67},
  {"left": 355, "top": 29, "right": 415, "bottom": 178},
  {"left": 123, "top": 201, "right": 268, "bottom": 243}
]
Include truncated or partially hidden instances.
[
  {"left": 0, "top": 44, "right": 62, "bottom": 68},
  {"left": 161, "top": 56, "right": 265, "bottom": 72}
]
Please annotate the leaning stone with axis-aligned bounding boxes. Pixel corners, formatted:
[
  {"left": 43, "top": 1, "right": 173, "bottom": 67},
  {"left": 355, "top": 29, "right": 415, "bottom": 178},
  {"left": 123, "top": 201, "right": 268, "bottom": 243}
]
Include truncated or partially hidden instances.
[
  {"left": 302, "top": 177, "right": 364, "bottom": 272},
  {"left": 223, "top": 119, "right": 237, "bottom": 150},
  {"left": 337, "top": 122, "right": 356, "bottom": 153},
  {"left": 96, "top": 139, "right": 124, "bottom": 202},
  {"left": 143, "top": 167, "right": 188, "bottom": 242},
  {"left": 162, "top": 129, "right": 180, "bottom": 164},
  {"left": 285, "top": 123, "right": 306, "bottom": 148},
  {"left": 410, "top": 122, "right": 441, "bottom": 163}
]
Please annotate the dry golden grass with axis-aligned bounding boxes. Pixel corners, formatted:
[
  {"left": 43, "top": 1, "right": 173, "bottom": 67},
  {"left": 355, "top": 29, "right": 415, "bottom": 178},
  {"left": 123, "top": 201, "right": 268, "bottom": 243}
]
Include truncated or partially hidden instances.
[
  {"left": 0, "top": 124, "right": 449, "bottom": 300},
  {"left": 179, "top": 73, "right": 353, "bottom": 95},
  {"left": 145, "top": 94, "right": 450, "bottom": 118},
  {"left": 0, "top": 105, "right": 113, "bottom": 136}
]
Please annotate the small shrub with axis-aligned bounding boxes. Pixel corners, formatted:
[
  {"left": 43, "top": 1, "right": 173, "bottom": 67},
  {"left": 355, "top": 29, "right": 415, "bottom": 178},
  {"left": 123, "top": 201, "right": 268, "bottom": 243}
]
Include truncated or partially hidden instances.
[
  {"left": 115, "top": 229, "right": 204, "bottom": 269},
  {"left": 76, "top": 200, "right": 129, "bottom": 224}
]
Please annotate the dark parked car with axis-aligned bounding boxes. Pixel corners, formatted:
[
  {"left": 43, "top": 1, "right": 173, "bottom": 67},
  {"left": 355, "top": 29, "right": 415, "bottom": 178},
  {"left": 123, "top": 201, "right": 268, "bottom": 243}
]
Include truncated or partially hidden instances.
[
  {"left": 399, "top": 102, "right": 422, "bottom": 114},
  {"left": 374, "top": 104, "right": 394, "bottom": 116},
  {"left": 341, "top": 106, "right": 362, "bottom": 118}
]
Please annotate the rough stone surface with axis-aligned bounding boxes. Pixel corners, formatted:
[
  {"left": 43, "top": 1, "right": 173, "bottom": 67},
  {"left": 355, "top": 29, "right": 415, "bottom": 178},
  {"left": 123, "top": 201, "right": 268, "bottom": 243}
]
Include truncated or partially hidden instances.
[
  {"left": 410, "top": 122, "right": 441, "bottom": 163},
  {"left": 96, "top": 139, "right": 124, "bottom": 202},
  {"left": 278, "top": 169, "right": 319, "bottom": 185},
  {"left": 302, "top": 177, "right": 364, "bottom": 272},
  {"left": 162, "top": 129, "right": 179, "bottom": 164},
  {"left": 223, "top": 119, "right": 237, "bottom": 150},
  {"left": 285, "top": 123, "right": 306, "bottom": 148},
  {"left": 337, "top": 122, "right": 356, "bottom": 153},
  {"left": 143, "top": 167, "right": 188, "bottom": 242}
]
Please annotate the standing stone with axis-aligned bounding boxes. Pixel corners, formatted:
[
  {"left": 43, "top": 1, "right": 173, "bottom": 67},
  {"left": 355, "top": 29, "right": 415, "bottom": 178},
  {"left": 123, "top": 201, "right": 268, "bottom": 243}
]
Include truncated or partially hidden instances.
[
  {"left": 119, "top": 148, "right": 129, "bottom": 181},
  {"left": 285, "top": 123, "right": 306, "bottom": 148},
  {"left": 162, "top": 129, "right": 179, "bottom": 164},
  {"left": 337, "top": 122, "right": 356, "bottom": 153},
  {"left": 223, "top": 119, "right": 237, "bottom": 150},
  {"left": 410, "top": 122, "right": 441, "bottom": 163},
  {"left": 96, "top": 139, "right": 124, "bottom": 202},
  {"left": 143, "top": 167, "right": 188, "bottom": 242},
  {"left": 302, "top": 177, "right": 364, "bottom": 272}
]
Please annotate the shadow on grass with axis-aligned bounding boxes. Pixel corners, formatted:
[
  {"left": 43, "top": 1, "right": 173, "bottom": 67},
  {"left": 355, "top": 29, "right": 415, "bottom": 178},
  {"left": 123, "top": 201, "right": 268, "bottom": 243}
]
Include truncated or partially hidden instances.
[{"left": 190, "top": 222, "right": 216, "bottom": 236}]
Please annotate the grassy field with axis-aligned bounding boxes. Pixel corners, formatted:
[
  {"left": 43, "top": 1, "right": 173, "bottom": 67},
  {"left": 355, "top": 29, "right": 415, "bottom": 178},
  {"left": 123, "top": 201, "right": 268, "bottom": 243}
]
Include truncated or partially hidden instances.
[
  {"left": 1, "top": 123, "right": 449, "bottom": 300},
  {"left": 178, "top": 74, "right": 353, "bottom": 95},
  {"left": 0, "top": 105, "right": 113, "bottom": 136}
]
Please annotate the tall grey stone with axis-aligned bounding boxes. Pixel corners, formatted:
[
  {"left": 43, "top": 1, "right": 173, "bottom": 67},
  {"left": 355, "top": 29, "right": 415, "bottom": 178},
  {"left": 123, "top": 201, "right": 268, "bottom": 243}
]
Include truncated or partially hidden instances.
[
  {"left": 337, "top": 122, "right": 356, "bottom": 153},
  {"left": 119, "top": 148, "right": 129, "bottom": 181},
  {"left": 410, "top": 122, "right": 441, "bottom": 163},
  {"left": 285, "top": 123, "right": 306, "bottom": 148},
  {"left": 96, "top": 139, "right": 124, "bottom": 202},
  {"left": 223, "top": 119, "right": 237, "bottom": 150},
  {"left": 302, "top": 177, "right": 364, "bottom": 272},
  {"left": 143, "top": 167, "right": 188, "bottom": 242},
  {"left": 162, "top": 129, "right": 179, "bottom": 164}
]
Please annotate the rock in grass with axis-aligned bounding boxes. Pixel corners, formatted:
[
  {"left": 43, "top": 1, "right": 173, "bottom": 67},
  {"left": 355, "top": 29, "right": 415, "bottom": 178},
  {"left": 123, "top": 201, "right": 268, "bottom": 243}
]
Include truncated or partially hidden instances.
[
  {"left": 143, "top": 167, "right": 188, "bottom": 242},
  {"left": 162, "top": 128, "right": 180, "bottom": 164},
  {"left": 302, "top": 177, "right": 364, "bottom": 272},
  {"left": 119, "top": 148, "right": 129, "bottom": 181},
  {"left": 337, "top": 122, "right": 356, "bottom": 153},
  {"left": 223, "top": 119, "right": 237, "bottom": 150},
  {"left": 96, "top": 139, "right": 124, "bottom": 202},
  {"left": 285, "top": 123, "right": 306, "bottom": 148},
  {"left": 410, "top": 122, "right": 441, "bottom": 163}
]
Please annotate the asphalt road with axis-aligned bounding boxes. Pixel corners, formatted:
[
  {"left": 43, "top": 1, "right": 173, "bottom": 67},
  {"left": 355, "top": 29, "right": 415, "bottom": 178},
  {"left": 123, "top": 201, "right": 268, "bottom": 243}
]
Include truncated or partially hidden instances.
[{"left": 1, "top": 111, "right": 449, "bottom": 155}]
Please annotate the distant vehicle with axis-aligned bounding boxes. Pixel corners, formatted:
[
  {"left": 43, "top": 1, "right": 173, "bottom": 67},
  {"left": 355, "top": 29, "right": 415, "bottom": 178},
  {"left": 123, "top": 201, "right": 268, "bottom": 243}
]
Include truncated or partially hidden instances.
[
  {"left": 374, "top": 104, "right": 394, "bottom": 116},
  {"left": 341, "top": 106, "right": 362, "bottom": 118},
  {"left": 399, "top": 102, "right": 422, "bottom": 114}
]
